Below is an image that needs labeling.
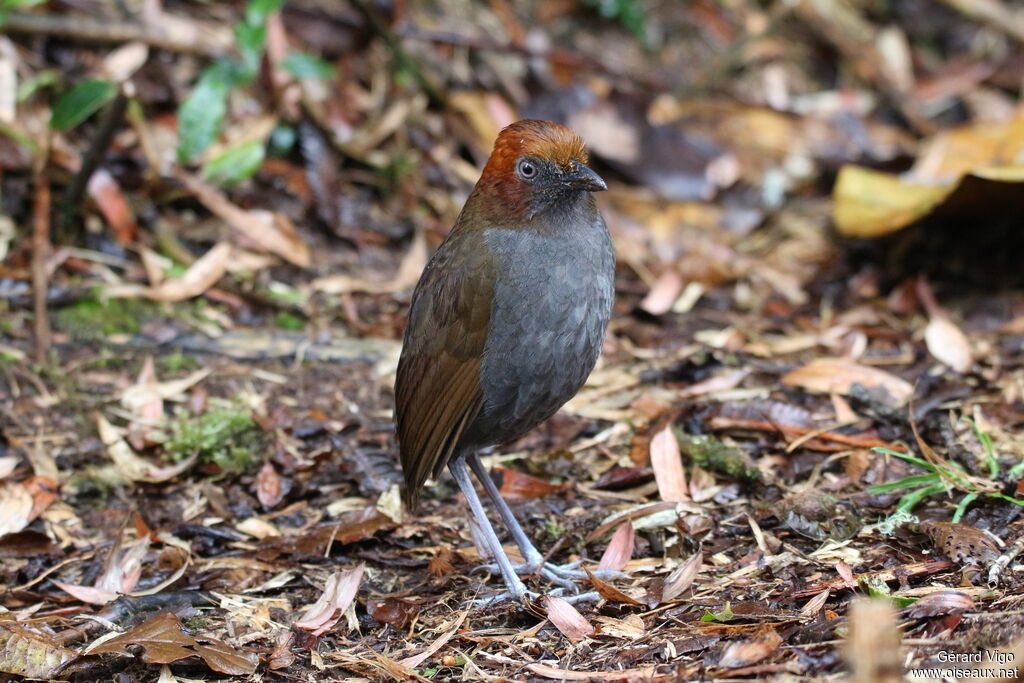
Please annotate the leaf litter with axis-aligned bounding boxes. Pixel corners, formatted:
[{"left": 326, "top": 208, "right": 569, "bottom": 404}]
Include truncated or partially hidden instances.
[{"left": 2, "top": 0, "right": 1024, "bottom": 680}]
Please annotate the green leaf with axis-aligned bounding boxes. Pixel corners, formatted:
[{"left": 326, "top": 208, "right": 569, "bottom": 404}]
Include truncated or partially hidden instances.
[
  {"left": 952, "top": 492, "right": 979, "bottom": 523},
  {"left": 1, "top": 0, "right": 48, "bottom": 7},
  {"left": 281, "top": 53, "right": 334, "bottom": 81},
  {"left": 235, "top": 22, "right": 267, "bottom": 75},
  {"left": 700, "top": 602, "right": 734, "bottom": 623},
  {"left": 891, "top": 596, "right": 918, "bottom": 608},
  {"left": 871, "top": 447, "right": 936, "bottom": 472},
  {"left": 962, "top": 417, "right": 999, "bottom": 479},
  {"left": 177, "top": 61, "right": 243, "bottom": 163},
  {"left": 859, "top": 574, "right": 891, "bottom": 598},
  {"left": 16, "top": 69, "right": 58, "bottom": 101},
  {"left": 244, "top": 0, "right": 284, "bottom": 26},
  {"left": 50, "top": 79, "right": 116, "bottom": 131},
  {"left": 202, "top": 138, "right": 266, "bottom": 186},
  {"left": 868, "top": 473, "right": 942, "bottom": 495},
  {"left": 894, "top": 482, "right": 947, "bottom": 515}
]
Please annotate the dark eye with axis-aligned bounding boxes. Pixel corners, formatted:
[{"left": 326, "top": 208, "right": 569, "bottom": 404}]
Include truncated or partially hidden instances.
[{"left": 516, "top": 159, "right": 537, "bottom": 180}]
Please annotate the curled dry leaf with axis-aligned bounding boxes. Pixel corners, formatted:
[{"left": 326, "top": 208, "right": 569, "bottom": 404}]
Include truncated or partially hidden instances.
[
  {"left": 543, "top": 595, "right": 595, "bottom": 642},
  {"left": 593, "top": 615, "right": 645, "bottom": 639},
  {"left": 924, "top": 316, "right": 972, "bottom": 373},
  {"left": 597, "top": 521, "right": 635, "bottom": 572},
  {"left": 905, "top": 590, "right": 975, "bottom": 618},
  {"left": 663, "top": 551, "right": 702, "bottom": 602},
  {"left": 800, "top": 589, "right": 830, "bottom": 617},
  {"left": 97, "top": 415, "right": 198, "bottom": 483},
  {"left": 782, "top": 358, "right": 913, "bottom": 407},
  {"left": 145, "top": 242, "right": 232, "bottom": 302},
  {"left": 176, "top": 171, "right": 310, "bottom": 267},
  {"left": 650, "top": 426, "right": 688, "bottom": 502},
  {"left": 87, "top": 169, "right": 138, "bottom": 244},
  {"left": 585, "top": 567, "right": 643, "bottom": 606},
  {"left": 716, "top": 627, "right": 782, "bottom": 669},
  {"left": 256, "top": 461, "right": 285, "bottom": 509},
  {"left": 639, "top": 270, "right": 684, "bottom": 315},
  {"left": 52, "top": 581, "right": 119, "bottom": 605},
  {"left": 294, "top": 565, "right": 365, "bottom": 636}
]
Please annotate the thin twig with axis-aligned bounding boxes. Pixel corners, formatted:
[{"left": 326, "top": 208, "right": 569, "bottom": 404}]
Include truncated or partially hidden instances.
[
  {"left": 61, "top": 88, "right": 129, "bottom": 241},
  {"left": 31, "top": 152, "right": 52, "bottom": 364},
  {"left": 1, "top": 11, "right": 232, "bottom": 56}
]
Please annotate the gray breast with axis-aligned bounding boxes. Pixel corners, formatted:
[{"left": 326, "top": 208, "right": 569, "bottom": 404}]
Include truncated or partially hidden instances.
[{"left": 461, "top": 218, "right": 615, "bottom": 450}]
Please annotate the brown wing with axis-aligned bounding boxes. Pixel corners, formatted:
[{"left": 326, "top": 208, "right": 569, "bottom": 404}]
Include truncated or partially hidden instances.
[{"left": 394, "top": 228, "right": 495, "bottom": 510}]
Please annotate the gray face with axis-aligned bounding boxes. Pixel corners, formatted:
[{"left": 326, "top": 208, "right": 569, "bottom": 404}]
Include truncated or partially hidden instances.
[{"left": 515, "top": 156, "right": 608, "bottom": 218}]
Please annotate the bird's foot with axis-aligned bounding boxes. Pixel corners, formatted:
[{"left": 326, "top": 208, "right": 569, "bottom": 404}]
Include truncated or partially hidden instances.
[
  {"left": 472, "top": 560, "right": 622, "bottom": 593},
  {"left": 465, "top": 587, "right": 602, "bottom": 607}
]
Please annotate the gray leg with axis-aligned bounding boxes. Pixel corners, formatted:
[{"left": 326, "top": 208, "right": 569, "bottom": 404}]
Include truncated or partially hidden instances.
[
  {"left": 466, "top": 453, "right": 621, "bottom": 589},
  {"left": 449, "top": 455, "right": 530, "bottom": 601},
  {"left": 467, "top": 452, "right": 545, "bottom": 565}
]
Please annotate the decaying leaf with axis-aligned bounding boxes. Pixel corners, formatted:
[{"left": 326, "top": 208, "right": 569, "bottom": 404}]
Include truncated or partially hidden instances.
[
  {"left": 650, "top": 426, "right": 688, "bottom": 502},
  {"left": 0, "top": 620, "right": 78, "bottom": 678},
  {"left": 494, "top": 465, "right": 563, "bottom": 500},
  {"left": 782, "top": 358, "right": 914, "bottom": 406},
  {"left": 88, "top": 613, "right": 256, "bottom": 675},
  {"left": 597, "top": 521, "right": 635, "bottom": 572},
  {"left": 294, "top": 565, "right": 365, "bottom": 636},
  {"left": 97, "top": 415, "right": 198, "bottom": 483},
  {"left": 543, "top": 595, "right": 595, "bottom": 642},
  {"left": 663, "top": 551, "right": 702, "bottom": 602},
  {"left": 716, "top": 627, "right": 782, "bottom": 669}
]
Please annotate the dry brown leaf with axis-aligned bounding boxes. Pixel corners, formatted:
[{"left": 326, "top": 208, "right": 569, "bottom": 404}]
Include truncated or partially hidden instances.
[
  {"left": 256, "top": 461, "right": 284, "bottom": 509},
  {"left": 309, "top": 229, "right": 427, "bottom": 295},
  {"left": 584, "top": 568, "right": 643, "bottom": 606},
  {"left": 782, "top": 358, "right": 914, "bottom": 406},
  {"left": 543, "top": 595, "right": 595, "bottom": 642},
  {"left": 176, "top": 171, "right": 310, "bottom": 267},
  {"left": 494, "top": 465, "right": 563, "bottom": 501},
  {"left": 527, "top": 662, "right": 656, "bottom": 681},
  {"left": 663, "top": 551, "right": 702, "bottom": 601},
  {"left": 0, "top": 620, "right": 78, "bottom": 678},
  {"left": 87, "top": 169, "right": 138, "bottom": 244},
  {"left": 97, "top": 415, "right": 198, "bottom": 483},
  {"left": 0, "top": 481, "right": 33, "bottom": 536},
  {"left": 639, "top": 270, "right": 683, "bottom": 315},
  {"left": 597, "top": 521, "right": 635, "bottom": 572},
  {"left": 294, "top": 565, "right": 364, "bottom": 636},
  {"left": 716, "top": 628, "right": 782, "bottom": 669},
  {"left": 52, "top": 581, "right": 119, "bottom": 605},
  {"left": 800, "top": 589, "right": 830, "bottom": 616},
  {"left": 146, "top": 242, "right": 231, "bottom": 302},
  {"left": 397, "top": 611, "right": 467, "bottom": 669},
  {"left": 593, "top": 614, "right": 645, "bottom": 639},
  {"left": 650, "top": 426, "right": 688, "bottom": 502}
]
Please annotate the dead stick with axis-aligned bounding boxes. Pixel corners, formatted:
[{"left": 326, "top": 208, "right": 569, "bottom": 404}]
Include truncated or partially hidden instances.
[
  {"left": 707, "top": 417, "right": 898, "bottom": 450},
  {"left": 60, "top": 89, "right": 128, "bottom": 240},
  {"left": 31, "top": 158, "right": 52, "bottom": 364},
  {"left": 0, "top": 11, "right": 231, "bottom": 56}
]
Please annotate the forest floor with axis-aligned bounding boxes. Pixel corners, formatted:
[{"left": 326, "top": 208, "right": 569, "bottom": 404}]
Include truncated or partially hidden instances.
[{"left": 2, "top": 0, "right": 1024, "bottom": 681}]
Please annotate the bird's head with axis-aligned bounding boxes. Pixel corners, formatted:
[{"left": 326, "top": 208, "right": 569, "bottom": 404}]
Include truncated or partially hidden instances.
[{"left": 472, "top": 119, "right": 606, "bottom": 222}]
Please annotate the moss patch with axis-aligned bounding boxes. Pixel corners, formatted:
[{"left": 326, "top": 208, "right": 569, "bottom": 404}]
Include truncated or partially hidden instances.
[
  {"left": 53, "top": 296, "right": 155, "bottom": 341},
  {"left": 165, "top": 401, "right": 264, "bottom": 475}
]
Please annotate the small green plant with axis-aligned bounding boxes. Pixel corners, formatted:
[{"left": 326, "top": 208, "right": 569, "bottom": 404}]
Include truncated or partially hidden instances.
[
  {"left": 583, "top": 0, "right": 648, "bottom": 44},
  {"left": 869, "top": 418, "right": 1024, "bottom": 524},
  {"left": 157, "top": 351, "right": 199, "bottom": 374},
  {"left": 542, "top": 518, "right": 567, "bottom": 539},
  {"left": 165, "top": 401, "right": 263, "bottom": 475},
  {"left": 53, "top": 296, "right": 153, "bottom": 340},
  {"left": 176, "top": 0, "right": 334, "bottom": 185}
]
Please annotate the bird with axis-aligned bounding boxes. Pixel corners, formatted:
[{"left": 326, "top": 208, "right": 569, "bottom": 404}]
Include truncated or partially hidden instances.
[{"left": 394, "top": 119, "right": 616, "bottom": 602}]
